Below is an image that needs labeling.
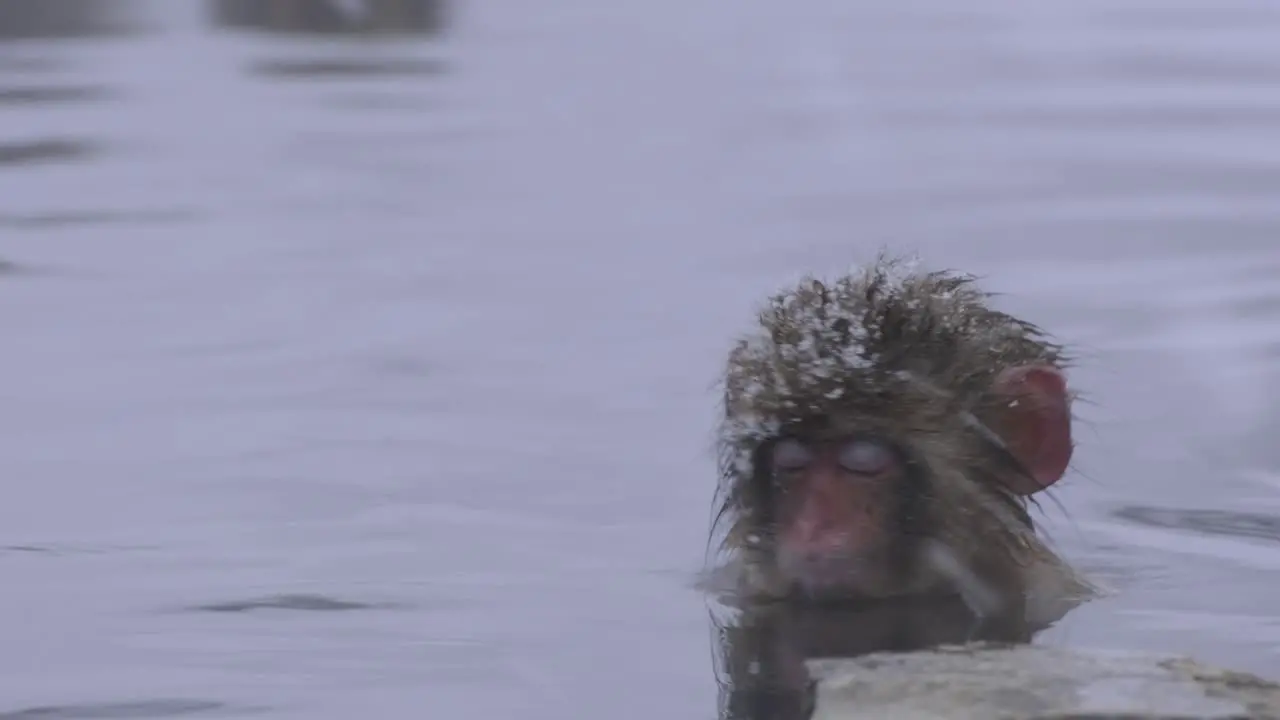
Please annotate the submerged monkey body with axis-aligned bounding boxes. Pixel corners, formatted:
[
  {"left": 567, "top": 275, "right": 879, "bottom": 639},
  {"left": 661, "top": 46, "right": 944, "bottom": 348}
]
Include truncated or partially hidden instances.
[{"left": 712, "top": 256, "right": 1093, "bottom": 616}]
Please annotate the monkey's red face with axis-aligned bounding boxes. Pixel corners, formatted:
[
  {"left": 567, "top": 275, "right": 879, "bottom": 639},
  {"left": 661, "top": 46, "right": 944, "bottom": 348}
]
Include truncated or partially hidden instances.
[
  {"left": 764, "top": 365, "right": 1074, "bottom": 602},
  {"left": 769, "top": 434, "right": 914, "bottom": 600}
]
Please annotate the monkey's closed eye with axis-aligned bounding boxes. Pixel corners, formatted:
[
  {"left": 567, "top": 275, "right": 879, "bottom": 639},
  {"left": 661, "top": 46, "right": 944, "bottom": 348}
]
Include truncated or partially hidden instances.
[
  {"left": 771, "top": 437, "right": 812, "bottom": 472},
  {"left": 837, "top": 438, "right": 894, "bottom": 475}
]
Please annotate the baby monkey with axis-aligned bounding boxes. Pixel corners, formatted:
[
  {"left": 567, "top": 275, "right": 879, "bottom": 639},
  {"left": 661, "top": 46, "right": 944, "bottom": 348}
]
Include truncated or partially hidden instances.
[{"left": 712, "top": 257, "right": 1090, "bottom": 618}]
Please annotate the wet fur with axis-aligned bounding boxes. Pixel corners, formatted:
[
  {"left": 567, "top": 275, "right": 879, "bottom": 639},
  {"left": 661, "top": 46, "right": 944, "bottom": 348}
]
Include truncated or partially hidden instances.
[{"left": 710, "top": 255, "right": 1085, "bottom": 606}]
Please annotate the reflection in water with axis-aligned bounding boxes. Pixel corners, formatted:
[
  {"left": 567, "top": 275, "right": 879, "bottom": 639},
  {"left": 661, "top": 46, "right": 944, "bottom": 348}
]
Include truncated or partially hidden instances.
[
  {"left": 710, "top": 596, "right": 1041, "bottom": 720},
  {"left": 0, "top": 0, "right": 141, "bottom": 40},
  {"left": 322, "top": 90, "right": 435, "bottom": 111},
  {"left": 210, "top": 0, "right": 445, "bottom": 36}
]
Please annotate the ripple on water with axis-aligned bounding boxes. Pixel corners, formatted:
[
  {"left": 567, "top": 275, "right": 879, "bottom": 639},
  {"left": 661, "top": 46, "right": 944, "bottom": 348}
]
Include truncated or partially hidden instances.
[
  {"left": 0, "top": 208, "right": 197, "bottom": 230},
  {"left": 0, "top": 86, "right": 111, "bottom": 106},
  {"left": 248, "top": 58, "right": 446, "bottom": 81},
  {"left": 0, "top": 138, "right": 99, "bottom": 167},
  {"left": 1, "top": 542, "right": 155, "bottom": 557},
  {"left": 188, "top": 593, "right": 405, "bottom": 614},
  {"left": 0, "top": 700, "right": 258, "bottom": 720},
  {"left": 1113, "top": 505, "right": 1280, "bottom": 544}
]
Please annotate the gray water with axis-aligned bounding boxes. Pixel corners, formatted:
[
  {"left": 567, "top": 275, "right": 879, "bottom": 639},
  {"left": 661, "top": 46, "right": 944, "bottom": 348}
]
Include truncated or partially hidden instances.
[{"left": 3, "top": 0, "right": 1280, "bottom": 717}]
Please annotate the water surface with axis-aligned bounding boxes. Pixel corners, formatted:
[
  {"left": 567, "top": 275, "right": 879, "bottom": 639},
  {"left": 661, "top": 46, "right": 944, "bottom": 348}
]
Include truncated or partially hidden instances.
[{"left": 2, "top": 0, "right": 1280, "bottom": 717}]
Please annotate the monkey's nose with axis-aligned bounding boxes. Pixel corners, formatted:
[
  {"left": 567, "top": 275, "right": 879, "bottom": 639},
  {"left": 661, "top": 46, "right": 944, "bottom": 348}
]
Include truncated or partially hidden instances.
[{"left": 792, "top": 514, "right": 853, "bottom": 552}]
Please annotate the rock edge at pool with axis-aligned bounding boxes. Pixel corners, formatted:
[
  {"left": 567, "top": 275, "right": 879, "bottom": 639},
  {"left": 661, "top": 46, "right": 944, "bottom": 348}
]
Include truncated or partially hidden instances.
[{"left": 810, "top": 643, "right": 1280, "bottom": 720}]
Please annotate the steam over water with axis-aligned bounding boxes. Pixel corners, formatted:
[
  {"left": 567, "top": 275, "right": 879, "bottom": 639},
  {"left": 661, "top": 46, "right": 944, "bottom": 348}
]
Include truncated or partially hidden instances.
[{"left": 2, "top": 0, "right": 1280, "bottom": 717}]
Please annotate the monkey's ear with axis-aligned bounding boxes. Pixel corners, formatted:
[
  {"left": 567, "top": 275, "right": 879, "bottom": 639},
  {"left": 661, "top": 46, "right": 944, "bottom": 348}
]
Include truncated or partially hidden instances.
[{"left": 990, "top": 365, "right": 1073, "bottom": 495}]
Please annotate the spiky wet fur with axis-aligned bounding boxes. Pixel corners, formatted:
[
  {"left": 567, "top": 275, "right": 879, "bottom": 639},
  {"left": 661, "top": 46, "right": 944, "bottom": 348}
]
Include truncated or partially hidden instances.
[{"left": 712, "top": 255, "right": 1083, "bottom": 605}]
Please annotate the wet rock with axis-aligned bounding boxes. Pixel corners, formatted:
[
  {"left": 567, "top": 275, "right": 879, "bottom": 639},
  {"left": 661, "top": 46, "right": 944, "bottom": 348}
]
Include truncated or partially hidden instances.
[{"left": 808, "top": 643, "right": 1280, "bottom": 719}]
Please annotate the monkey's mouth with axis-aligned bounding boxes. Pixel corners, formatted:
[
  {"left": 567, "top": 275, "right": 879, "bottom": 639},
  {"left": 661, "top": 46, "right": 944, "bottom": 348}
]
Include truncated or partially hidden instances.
[{"left": 777, "top": 550, "right": 899, "bottom": 604}]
